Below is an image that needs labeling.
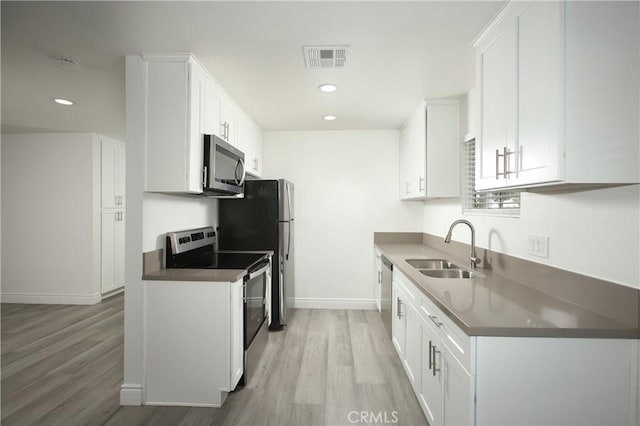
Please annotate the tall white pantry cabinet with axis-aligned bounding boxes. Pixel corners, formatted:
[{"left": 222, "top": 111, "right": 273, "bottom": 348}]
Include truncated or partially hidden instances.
[
  {"left": 100, "top": 137, "right": 126, "bottom": 295},
  {"left": 1, "top": 133, "right": 125, "bottom": 304}
]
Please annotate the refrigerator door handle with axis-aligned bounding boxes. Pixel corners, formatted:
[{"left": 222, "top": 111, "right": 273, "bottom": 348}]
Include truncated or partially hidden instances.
[
  {"left": 286, "top": 182, "right": 292, "bottom": 260},
  {"left": 279, "top": 258, "right": 286, "bottom": 324}
]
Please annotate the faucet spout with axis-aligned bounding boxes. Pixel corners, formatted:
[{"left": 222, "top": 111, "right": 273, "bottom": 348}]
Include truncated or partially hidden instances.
[{"left": 443, "top": 219, "right": 481, "bottom": 269}]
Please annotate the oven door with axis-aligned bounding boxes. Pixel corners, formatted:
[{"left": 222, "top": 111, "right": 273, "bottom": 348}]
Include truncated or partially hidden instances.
[
  {"left": 244, "top": 259, "right": 269, "bottom": 348},
  {"left": 203, "top": 134, "right": 245, "bottom": 195}
]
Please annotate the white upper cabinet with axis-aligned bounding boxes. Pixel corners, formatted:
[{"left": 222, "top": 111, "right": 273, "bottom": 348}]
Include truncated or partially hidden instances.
[
  {"left": 145, "top": 54, "right": 206, "bottom": 193},
  {"left": 399, "top": 100, "right": 460, "bottom": 200},
  {"left": 142, "top": 53, "right": 264, "bottom": 193},
  {"left": 237, "top": 111, "right": 263, "bottom": 177},
  {"left": 474, "top": 0, "right": 639, "bottom": 191}
]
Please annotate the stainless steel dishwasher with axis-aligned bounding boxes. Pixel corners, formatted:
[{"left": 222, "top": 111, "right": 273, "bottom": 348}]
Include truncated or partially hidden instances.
[{"left": 381, "top": 255, "right": 393, "bottom": 339}]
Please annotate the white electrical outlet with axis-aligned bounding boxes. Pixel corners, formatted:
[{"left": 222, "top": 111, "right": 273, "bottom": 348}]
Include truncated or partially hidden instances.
[{"left": 528, "top": 235, "right": 549, "bottom": 258}]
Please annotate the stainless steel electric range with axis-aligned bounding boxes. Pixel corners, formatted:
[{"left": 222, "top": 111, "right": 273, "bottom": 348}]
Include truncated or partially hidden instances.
[{"left": 165, "top": 226, "right": 270, "bottom": 386}]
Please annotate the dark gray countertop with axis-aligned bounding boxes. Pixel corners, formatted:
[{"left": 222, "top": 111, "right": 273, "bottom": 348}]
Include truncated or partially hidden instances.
[
  {"left": 143, "top": 251, "right": 273, "bottom": 283},
  {"left": 376, "top": 243, "right": 638, "bottom": 338}
]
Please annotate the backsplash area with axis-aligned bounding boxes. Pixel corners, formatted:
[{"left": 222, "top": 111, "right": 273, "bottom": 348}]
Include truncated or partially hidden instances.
[{"left": 422, "top": 185, "right": 640, "bottom": 289}]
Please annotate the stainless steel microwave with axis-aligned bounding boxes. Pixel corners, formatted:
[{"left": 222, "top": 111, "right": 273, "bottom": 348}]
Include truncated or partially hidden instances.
[{"left": 203, "top": 134, "right": 245, "bottom": 196}]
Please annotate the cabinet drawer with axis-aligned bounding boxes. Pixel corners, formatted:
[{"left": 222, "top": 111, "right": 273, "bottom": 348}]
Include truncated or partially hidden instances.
[{"left": 419, "top": 293, "right": 473, "bottom": 374}]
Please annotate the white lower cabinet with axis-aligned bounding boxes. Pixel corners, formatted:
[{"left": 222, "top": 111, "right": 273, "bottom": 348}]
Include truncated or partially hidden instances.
[
  {"left": 144, "top": 279, "right": 244, "bottom": 407},
  {"left": 392, "top": 269, "right": 638, "bottom": 426}
]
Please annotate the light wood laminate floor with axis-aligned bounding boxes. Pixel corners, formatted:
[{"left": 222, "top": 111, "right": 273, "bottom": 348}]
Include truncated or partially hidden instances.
[{"left": 2, "top": 294, "right": 426, "bottom": 426}]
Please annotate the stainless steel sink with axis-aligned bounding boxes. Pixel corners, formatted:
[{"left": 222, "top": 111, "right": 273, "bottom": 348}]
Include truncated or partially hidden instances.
[
  {"left": 406, "top": 259, "right": 461, "bottom": 270},
  {"left": 420, "top": 269, "right": 483, "bottom": 279}
]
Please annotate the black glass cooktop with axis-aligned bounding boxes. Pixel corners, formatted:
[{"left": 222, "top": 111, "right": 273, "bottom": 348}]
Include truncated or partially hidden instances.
[{"left": 166, "top": 244, "right": 265, "bottom": 270}]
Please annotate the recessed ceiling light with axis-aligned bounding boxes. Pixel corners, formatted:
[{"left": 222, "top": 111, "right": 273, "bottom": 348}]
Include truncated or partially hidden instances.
[
  {"left": 54, "top": 98, "right": 75, "bottom": 106},
  {"left": 323, "top": 115, "right": 337, "bottom": 121},
  {"left": 318, "top": 83, "right": 337, "bottom": 93}
]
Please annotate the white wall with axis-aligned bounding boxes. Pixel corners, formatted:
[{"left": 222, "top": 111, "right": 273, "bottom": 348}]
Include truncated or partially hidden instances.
[
  {"left": 423, "top": 185, "right": 640, "bottom": 289},
  {"left": 1, "top": 133, "right": 102, "bottom": 303},
  {"left": 143, "top": 193, "right": 217, "bottom": 252},
  {"left": 263, "top": 130, "right": 424, "bottom": 309}
]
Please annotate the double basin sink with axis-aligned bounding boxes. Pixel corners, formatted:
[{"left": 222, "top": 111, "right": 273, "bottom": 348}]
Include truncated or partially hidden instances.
[{"left": 406, "top": 258, "right": 483, "bottom": 279}]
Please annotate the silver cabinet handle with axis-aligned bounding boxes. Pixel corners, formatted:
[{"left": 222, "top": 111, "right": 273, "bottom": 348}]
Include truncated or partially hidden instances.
[
  {"left": 428, "top": 340, "right": 433, "bottom": 372},
  {"left": 377, "top": 271, "right": 382, "bottom": 285},
  {"left": 220, "top": 122, "right": 226, "bottom": 139},
  {"left": 432, "top": 343, "right": 441, "bottom": 376},
  {"left": 397, "top": 298, "right": 404, "bottom": 319},
  {"left": 496, "top": 146, "right": 516, "bottom": 179},
  {"left": 405, "top": 181, "right": 410, "bottom": 195},
  {"left": 419, "top": 176, "right": 424, "bottom": 192},
  {"left": 429, "top": 315, "right": 443, "bottom": 328},
  {"left": 253, "top": 158, "right": 258, "bottom": 171}
]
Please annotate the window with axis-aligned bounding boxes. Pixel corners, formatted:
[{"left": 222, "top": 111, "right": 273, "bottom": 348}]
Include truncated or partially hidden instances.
[{"left": 463, "top": 139, "right": 520, "bottom": 215}]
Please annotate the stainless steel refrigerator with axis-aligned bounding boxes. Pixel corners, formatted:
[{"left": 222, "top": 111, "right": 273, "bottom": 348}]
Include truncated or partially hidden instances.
[{"left": 218, "top": 179, "right": 294, "bottom": 330}]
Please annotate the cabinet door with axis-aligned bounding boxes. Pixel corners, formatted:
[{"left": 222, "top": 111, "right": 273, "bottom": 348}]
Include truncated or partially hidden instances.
[
  {"left": 476, "top": 22, "right": 513, "bottom": 190},
  {"left": 220, "top": 95, "right": 238, "bottom": 146},
  {"left": 443, "top": 350, "right": 473, "bottom": 426},
  {"left": 403, "top": 300, "right": 421, "bottom": 392},
  {"left": 204, "top": 79, "right": 222, "bottom": 137},
  {"left": 243, "top": 118, "right": 263, "bottom": 177},
  {"left": 101, "top": 210, "right": 124, "bottom": 294},
  {"left": 391, "top": 282, "right": 405, "bottom": 358},
  {"left": 514, "top": 0, "right": 563, "bottom": 186},
  {"left": 409, "top": 106, "right": 427, "bottom": 198},
  {"left": 187, "top": 62, "right": 206, "bottom": 193},
  {"left": 399, "top": 124, "right": 412, "bottom": 199},
  {"left": 425, "top": 102, "right": 459, "bottom": 198},
  {"left": 419, "top": 319, "right": 444, "bottom": 426},
  {"left": 101, "top": 139, "right": 125, "bottom": 208},
  {"left": 229, "top": 278, "right": 244, "bottom": 389}
]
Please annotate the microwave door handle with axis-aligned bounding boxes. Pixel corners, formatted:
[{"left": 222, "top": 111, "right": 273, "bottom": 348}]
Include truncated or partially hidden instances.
[
  {"left": 202, "top": 166, "right": 208, "bottom": 189},
  {"left": 235, "top": 158, "right": 246, "bottom": 186}
]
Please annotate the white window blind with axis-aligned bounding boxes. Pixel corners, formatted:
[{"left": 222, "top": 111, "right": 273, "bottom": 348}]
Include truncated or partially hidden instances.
[{"left": 463, "top": 140, "right": 520, "bottom": 215}]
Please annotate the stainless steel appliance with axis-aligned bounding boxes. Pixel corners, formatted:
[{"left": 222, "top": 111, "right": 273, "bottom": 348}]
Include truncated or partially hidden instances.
[
  {"left": 202, "top": 134, "right": 245, "bottom": 196},
  {"left": 165, "top": 226, "right": 269, "bottom": 386},
  {"left": 381, "top": 255, "right": 393, "bottom": 338},
  {"left": 218, "top": 179, "right": 294, "bottom": 330}
]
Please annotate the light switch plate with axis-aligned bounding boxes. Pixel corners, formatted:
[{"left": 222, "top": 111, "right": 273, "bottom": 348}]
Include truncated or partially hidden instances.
[{"left": 528, "top": 235, "right": 549, "bottom": 258}]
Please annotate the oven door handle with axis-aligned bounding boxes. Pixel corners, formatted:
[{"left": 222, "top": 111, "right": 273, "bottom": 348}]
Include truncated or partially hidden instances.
[{"left": 248, "top": 262, "right": 270, "bottom": 280}]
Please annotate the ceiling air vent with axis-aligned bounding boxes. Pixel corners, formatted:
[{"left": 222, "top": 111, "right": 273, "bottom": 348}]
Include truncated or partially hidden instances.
[{"left": 303, "top": 45, "right": 349, "bottom": 69}]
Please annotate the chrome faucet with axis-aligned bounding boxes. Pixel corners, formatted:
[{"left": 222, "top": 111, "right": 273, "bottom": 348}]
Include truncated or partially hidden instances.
[{"left": 444, "top": 219, "right": 481, "bottom": 269}]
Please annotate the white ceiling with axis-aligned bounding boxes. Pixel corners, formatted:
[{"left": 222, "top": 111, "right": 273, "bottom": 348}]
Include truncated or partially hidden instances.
[{"left": 1, "top": 1, "right": 504, "bottom": 140}]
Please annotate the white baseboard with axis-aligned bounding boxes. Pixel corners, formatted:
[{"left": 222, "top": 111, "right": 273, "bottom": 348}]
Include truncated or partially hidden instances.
[
  {"left": 293, "top": 297, "right": 377, "bottom": 310},
  {"left": 144, "top": 401, "right": 221, "bottom": 408},
  {"left": 0, "top": 292, "right": 102, "bottom": 305},
  {"left": 120, "top": 383, "right": 144, "bottom": 406}
]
